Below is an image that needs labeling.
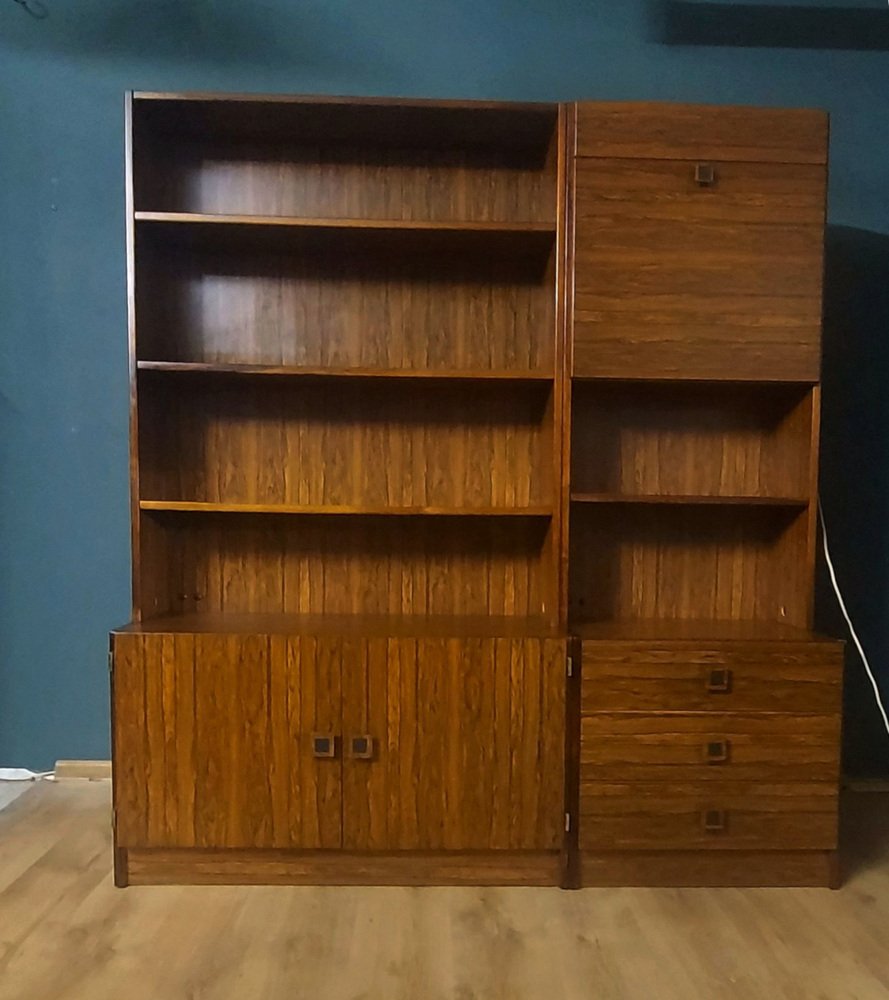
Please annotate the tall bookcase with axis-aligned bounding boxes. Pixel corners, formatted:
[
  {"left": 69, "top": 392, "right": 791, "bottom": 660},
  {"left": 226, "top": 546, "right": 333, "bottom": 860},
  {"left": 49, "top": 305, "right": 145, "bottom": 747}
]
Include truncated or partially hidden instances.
[{"left": 111, "top": 94, "right": 843, "bottom": 889}]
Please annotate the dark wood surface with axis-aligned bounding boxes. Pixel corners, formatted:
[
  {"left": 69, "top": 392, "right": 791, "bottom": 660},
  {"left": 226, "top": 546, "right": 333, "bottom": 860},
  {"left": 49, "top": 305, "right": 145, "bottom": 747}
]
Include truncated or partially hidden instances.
[
  {"left": 113, "top": 633, "right": 566, "bottom": 854},
  {"left": 579, "top": 640, "right": 844, "bottom": 714},
  {"left": 124, "top": 848, "right": 561, "bottom": 886},
  {"left": 571, "top": 106, "right": 827, "bottom": 380},
  {"left": 578, "top": 850, "right": 837, "bottom": 888},
  {"left": 112, "top": 612, "right": 562, "bottom": 638},
  {"left": 574, "top": 102, "right": 828, "bottom": 163},
  {"left": 116, "top": 92, "right": 838, "bottom": 888}
]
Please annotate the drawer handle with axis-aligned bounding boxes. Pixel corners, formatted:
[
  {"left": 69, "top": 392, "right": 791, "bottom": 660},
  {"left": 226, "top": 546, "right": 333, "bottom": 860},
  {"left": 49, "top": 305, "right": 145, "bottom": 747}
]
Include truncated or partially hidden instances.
[
  {"left": 349, "top": 735, "right": 375, "bottom": 760},
  {"left": 704, "top": 739, "right": 730, "bottom": 764},
  {"left": 311, "top": 733, "right": 337, "bottom": 759},
  {"left": 694, "top": 162, "right": 717, "bottom": 187},
  {"left": 702, "top": 809, "right": 728, "bottom": 833},
  {"left": 706, "top": 667, "right": 732, "bottom": 693}
]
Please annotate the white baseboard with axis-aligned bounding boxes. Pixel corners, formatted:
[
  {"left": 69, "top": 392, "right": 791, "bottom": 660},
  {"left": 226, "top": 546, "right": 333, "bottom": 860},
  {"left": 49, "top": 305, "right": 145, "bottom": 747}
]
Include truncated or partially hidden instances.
[{"left": 54, "top": 760, "right": 112, "bottom": 780}]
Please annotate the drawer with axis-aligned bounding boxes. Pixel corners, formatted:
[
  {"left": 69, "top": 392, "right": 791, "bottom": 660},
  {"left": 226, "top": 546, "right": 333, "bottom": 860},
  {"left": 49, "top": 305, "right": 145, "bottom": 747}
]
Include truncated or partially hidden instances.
[
  {"left": 574, "top": 102, "right": 828, "bottom": 164},
  {"left": 575, "top": 157, "right": 825, "bottom": 227},
  {"left": 581, "top": 643, "right": 843, "bottom": 715},
  {"left": 579, "top": 780, "right": 838, "bottom": 851},
  {"left": 580, "top": 713, "right": 841, "bottom": 783}
]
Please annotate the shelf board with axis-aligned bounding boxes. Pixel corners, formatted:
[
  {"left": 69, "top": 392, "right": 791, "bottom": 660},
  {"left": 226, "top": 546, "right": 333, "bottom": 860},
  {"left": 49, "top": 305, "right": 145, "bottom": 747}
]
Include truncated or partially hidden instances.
[
  {"left": 572, "top": 618, "right": 838, "bottom": 643},
  {"left": 570, "top": 493, "right": 809, "bottom": 508},
  {"left": 137, "top": 361, "right": 554, "bottom": 382},
  {"left": 113, "top": 612, "right": 562, "bottom": 639},
  {"left": 140, "top": 500, "right": 554, "bottom": 517},
  {"left": 135, "top": 211, "right": 555, "bottom": 235}
]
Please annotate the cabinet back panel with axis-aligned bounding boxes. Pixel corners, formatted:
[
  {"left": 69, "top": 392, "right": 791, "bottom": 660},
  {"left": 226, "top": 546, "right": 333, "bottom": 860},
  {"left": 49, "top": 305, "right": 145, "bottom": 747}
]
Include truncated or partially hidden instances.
[
  {"left": 139, "top": 378, "right": 552, "bottom": 508},
  {"left": 140, "top": 513, "right": 551, "bottom": 619},
  {"left": 569, "top": 505, "right": 810, "bottom": 624},
  {"left": 135, "top": 242, "right": 554, "bottom": 371},
  {"left": 571, "top": 383, "right": 813, "bottom": 498},
  {"left": 135, "top": 141, "right": 557, "bottom": 224}
]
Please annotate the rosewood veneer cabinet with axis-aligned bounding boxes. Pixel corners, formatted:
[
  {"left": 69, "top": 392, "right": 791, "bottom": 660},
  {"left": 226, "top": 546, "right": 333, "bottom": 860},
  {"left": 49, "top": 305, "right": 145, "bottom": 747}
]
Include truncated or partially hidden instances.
[{"left": 110, "top": 92, "right": 844, "bottom": 889}]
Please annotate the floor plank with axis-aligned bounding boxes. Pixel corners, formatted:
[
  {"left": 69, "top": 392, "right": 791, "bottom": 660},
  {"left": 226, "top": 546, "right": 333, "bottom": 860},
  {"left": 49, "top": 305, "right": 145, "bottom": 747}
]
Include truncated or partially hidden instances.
[{"left": 0, "top": 782, "right": 887, "bottom": 1000}]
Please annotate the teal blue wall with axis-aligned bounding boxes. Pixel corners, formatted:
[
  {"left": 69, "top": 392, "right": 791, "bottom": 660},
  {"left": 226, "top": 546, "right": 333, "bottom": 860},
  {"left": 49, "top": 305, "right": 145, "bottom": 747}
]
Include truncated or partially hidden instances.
[{"left": 2, "top": 1, "right": 888, "bottom": 773}]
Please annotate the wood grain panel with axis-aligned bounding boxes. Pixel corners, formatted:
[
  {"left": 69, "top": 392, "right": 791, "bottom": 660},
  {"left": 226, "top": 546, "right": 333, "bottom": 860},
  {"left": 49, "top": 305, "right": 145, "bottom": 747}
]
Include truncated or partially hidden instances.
[
  {"left": 571, "top": 382, "right": 813, "bottom": 499},
  {"left": 125, "top": 848, "right": 561, "bottom": 886},
  {"left": 342, "top": 637, "right": 566, "bottom": 851},
  {"left": 141, "top": 512, "right": 551, "bottom": 618},
  {"left": 135, "top": 236, "right": 555, "bottom": 372},
  {"left": 578, "top": 850, "right": 837, "bottom": 888},
  {"left": 574, "top": 102, "right": 828, "bottom": 163},
  {"left": 569, "top": 505, "right": 810, "bottom": 625},
  {"left": 571, "top": 150, "right": 826, "bottom": 381},
  {"left": 578, "top": 780, "right": 838, "bottom": 851},
  {"left": 112, "top": 633, "right": 343, "bottom": 850},
  {"left": 579, "top": 641, "right": 844, "bottom": 714},
  {"left": 575, "top": 158, "right": 825, "bottom": 225},
  {"left": 580, "top": 713, "right": 841, "bottom": 782},
  {"left": 139, "top": 377, "right": 552, "bottom": 509}
]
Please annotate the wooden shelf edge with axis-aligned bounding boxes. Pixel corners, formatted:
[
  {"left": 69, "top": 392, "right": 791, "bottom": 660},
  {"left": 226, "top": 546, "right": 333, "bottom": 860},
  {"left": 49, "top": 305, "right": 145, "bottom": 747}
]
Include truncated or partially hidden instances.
[
  {"left": 570, "top": 618, "right": 843, "bottom": 643},
  {"left": 134, "top": 211, "right": 556, "bottom": 235},
  {"left": 137, "top": 361, "right": 555, "bottom": 381},
  {"left": 570, "top": 493, "right": 809, "bottom": 508},
  {"left": 139, "top": 501, "right": 554, "bottom": 517},
  {"left": 112, "top": 612, "right": 563, "bottom": 639}
]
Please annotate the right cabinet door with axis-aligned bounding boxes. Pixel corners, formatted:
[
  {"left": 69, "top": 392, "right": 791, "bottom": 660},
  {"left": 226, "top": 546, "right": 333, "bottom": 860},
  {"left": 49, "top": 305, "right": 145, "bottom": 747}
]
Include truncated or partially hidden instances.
[
  {"left": 341, "top": 636, "right": 566, "bottom": 851},
  {"left": 571, "top": 102, "right": 828, "bottom": 381}
]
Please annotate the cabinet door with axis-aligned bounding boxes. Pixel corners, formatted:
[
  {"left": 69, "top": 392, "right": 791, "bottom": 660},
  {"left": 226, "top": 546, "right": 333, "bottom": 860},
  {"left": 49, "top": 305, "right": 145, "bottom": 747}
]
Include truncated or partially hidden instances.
[
  {"left": 341, "top": 636, "right": 566, "bottom": 851},
  {"left": 112, "top": 633, "right": 342, "bottom": 849},
  {"left": 571, "top": 104, "right": 827, "bottom": 381}
]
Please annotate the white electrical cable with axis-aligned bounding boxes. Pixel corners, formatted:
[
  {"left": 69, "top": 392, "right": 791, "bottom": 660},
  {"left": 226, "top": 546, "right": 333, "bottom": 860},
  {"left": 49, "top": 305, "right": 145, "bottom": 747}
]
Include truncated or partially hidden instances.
[
  {"left": 819, "top": 500, "right": 889, "bottom": 739},
  {"left": 0, "top": 768, "right": 53, "bottom": 781}
]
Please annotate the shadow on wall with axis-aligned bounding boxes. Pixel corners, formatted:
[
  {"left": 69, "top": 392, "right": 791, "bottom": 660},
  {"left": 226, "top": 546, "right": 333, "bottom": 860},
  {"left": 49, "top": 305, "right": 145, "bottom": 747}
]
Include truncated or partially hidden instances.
[
  {"left": 648, "top": 1, "right": 889, "bottom": 51},
  {"left": 819, "top": 225, "right": 889, "bottom": 777},
  {"left": 0, "top": 0, "right": 386, "bottom": 71}
]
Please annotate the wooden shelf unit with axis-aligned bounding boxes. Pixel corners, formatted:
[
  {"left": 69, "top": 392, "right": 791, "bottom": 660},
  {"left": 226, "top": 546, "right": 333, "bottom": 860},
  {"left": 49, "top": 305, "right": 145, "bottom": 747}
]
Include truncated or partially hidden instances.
[{"left": 111, "top": 93, "right": 842, "bottom": 890}]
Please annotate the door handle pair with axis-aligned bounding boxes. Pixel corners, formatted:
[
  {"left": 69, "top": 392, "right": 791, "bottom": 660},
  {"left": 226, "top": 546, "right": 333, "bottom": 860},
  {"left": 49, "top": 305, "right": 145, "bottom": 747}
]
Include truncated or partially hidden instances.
[{"left": 312, "top": 734, "right": 374, "bottom": 760}]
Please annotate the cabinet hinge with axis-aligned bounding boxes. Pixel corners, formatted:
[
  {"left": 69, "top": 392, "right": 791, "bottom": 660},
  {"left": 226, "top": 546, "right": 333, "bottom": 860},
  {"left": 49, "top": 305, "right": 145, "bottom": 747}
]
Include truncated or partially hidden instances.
[
  {"left": 564, "top": 811, "right": 571, "bottom": 833},
  {"left": 108, "top": 649, "right": 114, "bottom": 675},
  {"left": 566, "top": 655, "right": 574, "bottom": 678}
]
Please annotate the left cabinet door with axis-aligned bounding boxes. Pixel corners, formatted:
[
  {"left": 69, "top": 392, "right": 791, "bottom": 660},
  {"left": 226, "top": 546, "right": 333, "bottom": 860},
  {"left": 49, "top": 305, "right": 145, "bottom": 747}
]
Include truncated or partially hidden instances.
[{"left": 112, "top": 633, "right": 343, "bottom": 849}]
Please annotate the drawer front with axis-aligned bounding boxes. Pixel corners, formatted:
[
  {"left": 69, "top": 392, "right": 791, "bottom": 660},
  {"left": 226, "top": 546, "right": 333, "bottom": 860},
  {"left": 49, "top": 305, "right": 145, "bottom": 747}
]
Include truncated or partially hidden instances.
[
  {"left": 581, "top": 643, "right": 844, "bottom": 715},
  {"left": 579, "top": 781, "right": 838, "bottom": 851},
  {"left": 580, "top": 713, "right": 841, "bottom": 783},
  {"left": 574, "top": 102, "right": 828, "bottom": 164}
]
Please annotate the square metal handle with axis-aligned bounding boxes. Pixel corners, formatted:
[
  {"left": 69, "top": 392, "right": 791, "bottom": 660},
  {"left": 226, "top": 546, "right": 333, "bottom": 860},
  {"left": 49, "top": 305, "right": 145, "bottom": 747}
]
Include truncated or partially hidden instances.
[
  {"left": 706, "top": 667, "right": 733, "bottom": 693},
  {"left": 312, "top": 733, "right": 337, "bottom": 759},
  {"left": 694, "top": 162, "right": 717, "bottom": 186},
  {"left": 702, "top": 808, "right": 728, "bottom": 833},
  {"left": 704, "top": 739, "right": 730, "bottom": 764},
  {"left": 349, "top": 735, "right": 375, "bottom": 760}
]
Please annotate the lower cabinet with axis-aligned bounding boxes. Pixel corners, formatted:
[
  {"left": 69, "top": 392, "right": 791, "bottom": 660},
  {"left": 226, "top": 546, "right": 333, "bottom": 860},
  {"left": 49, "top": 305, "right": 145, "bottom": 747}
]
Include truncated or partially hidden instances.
[
  {"left": 576, "top": 637, "right": 845, "bottom": 887},
  {"left": 111, "top": 631, "right": 567, "bottom": 885}
]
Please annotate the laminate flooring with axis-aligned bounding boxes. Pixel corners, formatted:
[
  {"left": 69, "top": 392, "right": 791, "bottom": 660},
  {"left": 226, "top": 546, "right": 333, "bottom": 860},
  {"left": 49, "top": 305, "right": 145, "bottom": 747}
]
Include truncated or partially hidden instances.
[{"left": 1, "top": 780, "right": 887, "bottom": 1000}]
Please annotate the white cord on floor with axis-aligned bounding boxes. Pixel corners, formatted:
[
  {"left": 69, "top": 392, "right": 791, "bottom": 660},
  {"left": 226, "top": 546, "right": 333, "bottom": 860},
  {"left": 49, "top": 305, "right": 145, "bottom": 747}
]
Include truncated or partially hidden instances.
[
  {"left": 0, "top": 768, "right": 54, "bottom": 781},
  {"left": 820, "top": 500, "right": 889, "bottom": 739}
]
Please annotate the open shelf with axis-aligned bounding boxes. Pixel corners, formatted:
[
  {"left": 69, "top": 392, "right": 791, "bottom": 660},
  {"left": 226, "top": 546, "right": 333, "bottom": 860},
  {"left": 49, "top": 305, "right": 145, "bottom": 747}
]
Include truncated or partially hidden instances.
[
  {"left": 114, "top": 611, "right": 561, "bottom": 638},
  {"left": 137, "top": 361, "right": 554, "bottom": 381},
  {"left": 571, "top": 381, "right": 815, "bottom": 501},
  {"left": 135, "top": 212, "right": 556, "bottom": 257},
  {"left": 140, "top": 501, "right": 554, "bottom": 517},
  {"left": 137, "top": 511, "right": 553, "bottom": 619},
  {"left": 571, "top": 493, "right": 808, "bottom": 508},
  {"left": 569, "top": 503, "right": 810, "bottom": 627}
]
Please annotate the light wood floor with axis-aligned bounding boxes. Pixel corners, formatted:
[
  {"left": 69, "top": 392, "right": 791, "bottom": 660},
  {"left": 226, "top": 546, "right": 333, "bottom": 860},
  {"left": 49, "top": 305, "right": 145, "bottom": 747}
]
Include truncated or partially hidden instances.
[{"left": 1, "top": 782, "right": 888, "bottom": 1000}]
